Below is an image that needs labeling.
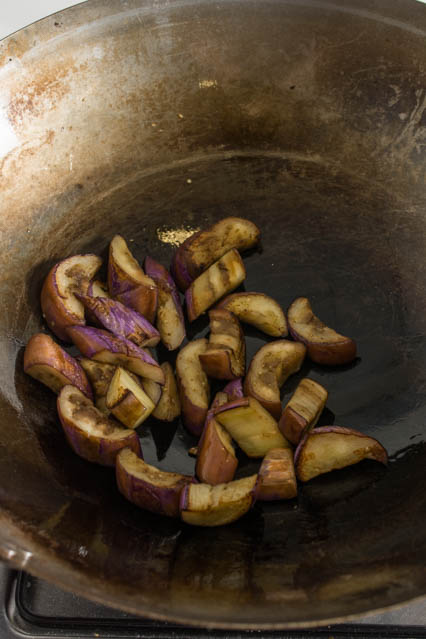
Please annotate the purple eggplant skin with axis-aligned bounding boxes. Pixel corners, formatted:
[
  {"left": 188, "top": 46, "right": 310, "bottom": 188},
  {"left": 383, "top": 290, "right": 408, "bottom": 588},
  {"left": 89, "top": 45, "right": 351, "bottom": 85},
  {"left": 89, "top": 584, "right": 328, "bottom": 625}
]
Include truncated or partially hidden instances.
[
  {"left": 77, "top": 294, "right": 160, "bottom": 347},
  {"left": 170, "top": 231, "right": 202, "bottom": 292},
  {"left": 144, "top": 256, "right": 186, "bottom": 350},
  {"left": 24, "top": 333, "right": 93, "bottom": 399},
  {"left": 223, "top": 378, "right": 244, "bottom": 401},
  {"left": 145, "top": 257, "right": 185, "bottom": 324},
  {"left": 66, "top": 326, "right": 165, "bottom": 384},
  {"left": 57, "top": 386, "right": 142, "bottom": 467},
  {"left": 115, "top": 449, "right": 192, "bottom": 518}
]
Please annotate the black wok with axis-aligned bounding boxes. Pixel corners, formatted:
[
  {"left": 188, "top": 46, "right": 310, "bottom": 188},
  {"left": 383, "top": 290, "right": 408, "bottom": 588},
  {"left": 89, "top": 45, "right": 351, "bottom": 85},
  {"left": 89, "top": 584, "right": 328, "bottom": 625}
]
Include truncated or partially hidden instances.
[{"left": 0, "top": 0, "right": 425, "bottom": 628}]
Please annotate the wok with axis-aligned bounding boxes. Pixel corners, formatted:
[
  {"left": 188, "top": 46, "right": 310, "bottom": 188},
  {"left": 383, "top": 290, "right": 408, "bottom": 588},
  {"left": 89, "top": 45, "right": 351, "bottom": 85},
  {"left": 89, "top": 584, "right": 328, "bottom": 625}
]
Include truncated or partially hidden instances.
[{"left": 0, "top": 0, "right": 425, "bottom": 629}]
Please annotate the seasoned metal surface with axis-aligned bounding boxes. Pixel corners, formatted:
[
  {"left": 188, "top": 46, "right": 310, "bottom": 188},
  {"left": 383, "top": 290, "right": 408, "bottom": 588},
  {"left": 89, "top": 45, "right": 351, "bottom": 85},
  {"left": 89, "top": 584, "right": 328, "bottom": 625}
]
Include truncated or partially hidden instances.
[{"left": 0, "top": 0, "right": 425, "bottom": 629}]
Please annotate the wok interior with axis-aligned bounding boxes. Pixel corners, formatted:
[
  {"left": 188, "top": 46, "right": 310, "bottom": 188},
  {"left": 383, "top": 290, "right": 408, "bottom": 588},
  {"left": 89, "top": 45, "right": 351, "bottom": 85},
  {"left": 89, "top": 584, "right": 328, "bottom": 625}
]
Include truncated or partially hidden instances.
[{"left": 1, "top": 0, "right": 425, "bottom": 628}]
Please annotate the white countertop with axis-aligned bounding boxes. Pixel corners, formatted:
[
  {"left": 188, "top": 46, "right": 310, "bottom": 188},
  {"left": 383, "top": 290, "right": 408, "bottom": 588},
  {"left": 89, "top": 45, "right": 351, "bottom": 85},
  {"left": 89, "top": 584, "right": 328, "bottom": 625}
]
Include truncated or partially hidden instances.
[{"left": 0, "top": 0, "right": 83, "bottom": 40}]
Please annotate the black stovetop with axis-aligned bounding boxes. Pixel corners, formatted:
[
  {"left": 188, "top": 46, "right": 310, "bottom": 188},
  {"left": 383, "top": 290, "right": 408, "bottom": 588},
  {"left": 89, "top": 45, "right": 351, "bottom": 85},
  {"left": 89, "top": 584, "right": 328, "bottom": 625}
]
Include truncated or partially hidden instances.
[{"left": 1, "top": 563, "right": 425, "bottom": 639}]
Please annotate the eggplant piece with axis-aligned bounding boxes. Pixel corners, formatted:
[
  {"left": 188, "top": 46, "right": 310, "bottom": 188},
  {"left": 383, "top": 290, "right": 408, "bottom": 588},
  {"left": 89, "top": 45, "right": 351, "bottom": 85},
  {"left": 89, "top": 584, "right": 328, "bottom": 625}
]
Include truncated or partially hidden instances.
[
  {"left": 176, "top": 338, "right": 210, "bottom": 437},
  {"left": 144, "top": 257, "right": 186, "bottom": 351},
  {"left": 116, "top": 448, "right": 192, "bottom": 517},
  {"left": 41, "top": 254, "right": 102, "bottom": 341},
  {"left": 199, "top": 309, "right": 245, "bottom": 380},
  {"left": 171, "top": 217, "right": 260, "bottom": 292},
  {"left": 152, "top": 362, "right": 181, "bottom": 421},
  {"left": 78, "top": 357, "right": 116, "bottom": 412},
  {"left": 141, "top": 377, "right": 163, "bottom": 407},
  {"left": 67, "top": 326, "right": 165, "bottom": 384},
  {"left": 185, "top": 249, "right": 246, "bottom": 322},
  {"left": 196, "top": 417, "right": 238, "bottom": 485},
  {"left": 180, "top": 474, "right": 257, "bottom": 527},
  {"left": 57, "top": 385, "right": 141, "bottom": 466},
  {"left": 106, "top": 367, "right": 155, "bottom": 429},
  {"left": 77, "top": 294, "right": 160, "bottom": 348},
  {"left": 108, "top": 235, "right": 158, "bottom": 323},
  {"left": 214, "top": 397, "right": 291, "bottom": 458},
  {"left": 24, "top": 333, "right": 92, "bottom": 398},
  {"left": 279, "top": 378, "right": 328, "bottom": 445},
  {"left": 216, "top": 292, "right": 287, "bottom": 337},
  {"left": 244, "top": 340, "right": 306, "bottom": 419},
  {"left": 287, "top": 297, "right": 357, "bottom": 365},
  {"left": 256, "top": 448, "right": 297, "bottom": 501},
  {"left": 294, "top": 426, "right": 388, "bottom": 482}
]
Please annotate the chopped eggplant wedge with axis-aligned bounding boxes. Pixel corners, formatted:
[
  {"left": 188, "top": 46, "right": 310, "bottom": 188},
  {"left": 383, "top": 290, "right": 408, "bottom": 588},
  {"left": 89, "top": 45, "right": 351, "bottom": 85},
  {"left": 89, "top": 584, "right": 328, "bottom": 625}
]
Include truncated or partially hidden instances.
[
  {"left": 217, "top": 292, "right": 287, "bottom": 337},
  {"left": 196, "top": 417, "right": 238, "bottom": 485},
  {"left": 144, "top": 257, "right": 186, "bottom": 351},
  {"left": 41, "top": 254, "right": 102, "bottom": 341},
  {"left": 256, "top": 448, "right": 297, "bottom": 500},
  {"left": 176, "top": 338, "right": 210, "bottom": 436},
  {"left": 287, "top": 297, "right": 357, "bottom": 365},
  {"left": 78, "top": 357, "right": 116, "bottom": 412},
  {"left": 180, "top": 474, "right": 258, "bottom": 527},
  {"left": 141, "top": 377, "right": 163, "bottom": 407},
  {"left": 57, "top": 385, "right": 141, "bottom": 466},
  {"left": 152, "top": 362, "right": 181, "bottom": 421},
  {"left": 78, "top": 295, "right": 160, "bottom": 348},
  {"left": 215, "top": 397, "right": 291, "bottom": 458},
  {"left": 199, "top": 309, "right": 245, "bottom": 380},
  {"left": 116, "top": 448, "right": 192, "bottom": 517},
  {"left": 85, "top": 280, "right": 111, "bottom": 326},
  {"left": 108, "top": 235, "right": 158, "bottom": 323},
  {"left": 244, "top": 340, "right": 306, "bottom": 419},
  {"left": 171, "top": 217, "right": 260, "bottom": 291},
  {"left": 185, "top": 249, "right": 246, "bottom": 322},
  {"left": 67, "top": 326, "right": 165, "bottom": 384},
  {"left": 24, "top": 333, "right": 92, "bottom": 398},
  {"left": 106, "top": 367, "right": 155, "bottom": 429},
  {"left": 279, "top": 378, "right": 328, "bottom": 445},
  {"left": 294, "top": 426, "right": 388, "bottom": 482}
]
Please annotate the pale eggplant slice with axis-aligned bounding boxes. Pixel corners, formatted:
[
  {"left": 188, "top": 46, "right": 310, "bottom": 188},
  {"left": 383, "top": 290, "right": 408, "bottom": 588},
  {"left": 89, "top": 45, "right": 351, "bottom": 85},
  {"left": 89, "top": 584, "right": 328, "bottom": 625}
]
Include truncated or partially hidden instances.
[
  {"left": 67, "top": 326, "right": 165, "bottom": 384},
  {"left": 116, "top": 448, "right": 192, "bottom": 518},
  {"left": 108, "top": 235, "right": 158, "bottom": 324},
  {"left": 180, "top": 474, "right": 257, "bottom": 527},
  {"left": 216, "top": 292, "right": 287, "bottom": 337},
  {"left": 176, "top": 338, "right": 210, "bottom": 437},
  {"left": 41, "top": 254, "right": 102, "bottom": 342},
  {"left": 24, "top": 333, "right": 93, "bottom": 398},
  {"left": 185, "top": 249, "right": 246, "bottom": 322},
  {"left": 199, "top": 309, "right": 245, "bottom": 380},
  {"left": 287, "top": 297, "right": 357, "bottom": 366},
  {"left": 215, "top": 397, "right": 291, "bottom": 458},
  {"left": 77, "top": 295, "right": 160, "bottom": 348},
  {"left": 144, "top": 257, "right": 186, "bottom": 351},
  {"left": 57, "top": 385, "right": 141, "bottom": 466},
  {"left": 294, "top": 426, "right": 388, "bottom": 482},
  {"left": 196, "top": 417, "right": 238, "bottom": 485},
  {"left": 279, "top": 378, "right": 328, "bottom": 445},
  {"left": 106, "top": 367, "right": 155, "bottom": 429},
  {"left": 78, "top": 357, "right": 116, "bottom": 412},
  {"left": 256, "top": 448, "right": 297, "bottom": 501},
  {"left": 141, "top": 377, "right": 163, "bottom": 407},
  {"left": 152, "top": 362, "right": 181, "bottom": 421},
  {"left": 244, "top": 340, "right": 306, "bottom": 419},
  {"left": 171, "top": 217, "right": 260, "bottom": 292}
]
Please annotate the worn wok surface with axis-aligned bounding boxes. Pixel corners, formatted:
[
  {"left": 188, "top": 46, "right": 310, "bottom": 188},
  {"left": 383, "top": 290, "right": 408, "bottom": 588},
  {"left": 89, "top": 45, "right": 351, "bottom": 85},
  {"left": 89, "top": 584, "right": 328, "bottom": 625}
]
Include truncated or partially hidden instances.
[{"left": 0, "top": 0, "right": 425, "bottom": 629}]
